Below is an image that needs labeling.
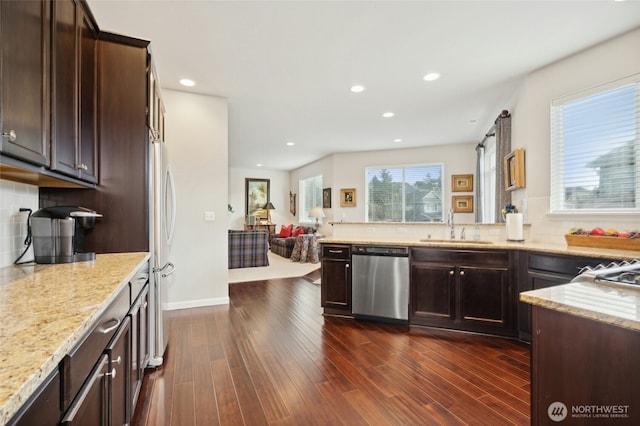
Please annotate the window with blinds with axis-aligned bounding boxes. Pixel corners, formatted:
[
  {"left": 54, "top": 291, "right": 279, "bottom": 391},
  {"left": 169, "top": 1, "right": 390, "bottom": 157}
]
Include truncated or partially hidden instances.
[
  {"left": 550, "top": 74, "right": 639, "bottom": 212},
  {"left": 299, "top": 175, "right": 323, "bottom": 222},
  {"left": 366, "top": 164, "right": 443, "bottom": 222}
]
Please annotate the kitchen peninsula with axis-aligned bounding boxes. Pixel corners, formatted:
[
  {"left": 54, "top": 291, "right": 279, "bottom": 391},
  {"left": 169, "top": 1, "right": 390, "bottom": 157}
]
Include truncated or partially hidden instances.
[
  {"left": 0, "top": 252, "right": 150, "bottom": 425},
  {"left": 319, "top": 227, "right": 639, "bottom": 338}
]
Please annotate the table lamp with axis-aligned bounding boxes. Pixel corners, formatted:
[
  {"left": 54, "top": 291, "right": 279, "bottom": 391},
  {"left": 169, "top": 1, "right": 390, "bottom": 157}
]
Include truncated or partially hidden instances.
[
  {"left": 264, "top": 202, "right": 275, "bottom": 224},
  {"left": 309, "top": 206, "right": 325, "bottom": 231}
]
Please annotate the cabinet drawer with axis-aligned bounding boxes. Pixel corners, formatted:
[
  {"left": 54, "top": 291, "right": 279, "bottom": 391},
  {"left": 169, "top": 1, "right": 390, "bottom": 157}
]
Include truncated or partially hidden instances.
[
  {"left": 411, "top": 247, "right": 508, "bottom": 267},
  {"left": 528, "top": 253, "right": 607, "bottom": 276},
  {"left": 322, "top": 244, "right": 351, "bottom": 259},
  {"left": 129, "top": 262, "right": 149, "bottom": 303},
  {"left": 61, "top": 286, "right": 129, "bottom": 410}
]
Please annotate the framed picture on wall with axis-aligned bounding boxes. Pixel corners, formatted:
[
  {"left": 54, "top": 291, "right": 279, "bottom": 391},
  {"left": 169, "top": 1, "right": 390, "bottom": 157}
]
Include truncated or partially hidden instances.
[
  {"left": 290, "top": 191, "right": 296, "bottom": 215},
  {"left": 245, "top": 178, "right": 270, "bottom": 219},
  {"left": 340, "top": 188, "right": 356, "bottom": 207},
  {"left": 504, "top": 148, "right": 526, "bottom": 191},
  {"left": 452, "top": 195, "right": 474, "bottom": 213},
  {"left": 452, "top": 174, "right": 473, "bottom": 192},
  {"left": 323, "top": 188, "right": 331, "bottom": 208}
]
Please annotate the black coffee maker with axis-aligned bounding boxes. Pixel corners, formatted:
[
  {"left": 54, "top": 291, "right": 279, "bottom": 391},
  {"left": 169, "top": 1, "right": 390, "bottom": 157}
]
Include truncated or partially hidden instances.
[{"left": 30, "top": 206, "right": 102, "bottom": 264}]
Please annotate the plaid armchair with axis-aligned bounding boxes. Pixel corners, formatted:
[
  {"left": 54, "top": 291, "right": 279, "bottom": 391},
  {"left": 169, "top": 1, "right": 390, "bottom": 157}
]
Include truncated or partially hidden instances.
[{"left": 228, "top": 230, "right": 269, "bottom": 269}]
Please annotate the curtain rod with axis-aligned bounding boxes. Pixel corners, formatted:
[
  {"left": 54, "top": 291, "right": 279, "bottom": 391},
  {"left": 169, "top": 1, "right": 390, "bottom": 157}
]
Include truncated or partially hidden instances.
[{"left": 476, "top": 109, "right": 509, "bottom": 150}]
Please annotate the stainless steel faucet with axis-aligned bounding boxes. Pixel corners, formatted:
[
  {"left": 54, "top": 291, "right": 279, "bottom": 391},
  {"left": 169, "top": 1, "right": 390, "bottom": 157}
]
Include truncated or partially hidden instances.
[
  {"left": 447, "top": 208, "right": 455, "bottom": 239},
  {"left": 460, "top": 227, "right": 466, "bottom": 240}
]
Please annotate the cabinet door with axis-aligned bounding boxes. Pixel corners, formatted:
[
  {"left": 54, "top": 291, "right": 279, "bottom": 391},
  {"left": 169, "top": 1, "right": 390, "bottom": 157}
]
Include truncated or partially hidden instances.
[
  {"left": 51, "top": 0, "right": 97, "bottom": 182},
  {"left": 410, "top": 263, "right": 454, "bottom": 326},
  {"left": 61, "top": 354, "right": 109, "bottom": 425},
  {"left": 0, "top": 0, "right": 50, "bottom": 165},
  {"left": 9, "top": 368, "right": 61, "bottom": 426},
  {"left": 321, "top": 259, "right": 351, "bottom": 311},
  {"left": 458, "top": 266, "right": 510, "bottom": 329},
  {"left": 107, "top": 316, "right": 131, "bottom": 426}
]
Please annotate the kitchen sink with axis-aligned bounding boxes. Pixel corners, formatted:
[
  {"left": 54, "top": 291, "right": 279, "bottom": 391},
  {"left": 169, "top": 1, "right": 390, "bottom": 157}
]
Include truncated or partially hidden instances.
[{"left": 419, "top": 239, "right": 493, "bottom": 245}]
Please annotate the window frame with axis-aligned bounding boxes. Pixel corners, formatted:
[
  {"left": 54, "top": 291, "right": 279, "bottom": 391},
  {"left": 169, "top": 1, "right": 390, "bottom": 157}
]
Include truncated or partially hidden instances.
[{"left": 298, "top": 174, "right": 323, "bottom": 224}]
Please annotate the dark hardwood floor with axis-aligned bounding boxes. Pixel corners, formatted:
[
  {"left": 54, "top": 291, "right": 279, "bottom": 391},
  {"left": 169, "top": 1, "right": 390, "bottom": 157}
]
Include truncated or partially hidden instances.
[{"left": 132, "top": 270, "right": 530, "bottom": 425}]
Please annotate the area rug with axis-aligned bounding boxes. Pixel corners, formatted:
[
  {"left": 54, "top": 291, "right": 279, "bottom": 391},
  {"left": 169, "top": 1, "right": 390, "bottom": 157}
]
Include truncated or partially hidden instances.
[{"left": 229, "top": 251, "right": 320, "bottom": 283}]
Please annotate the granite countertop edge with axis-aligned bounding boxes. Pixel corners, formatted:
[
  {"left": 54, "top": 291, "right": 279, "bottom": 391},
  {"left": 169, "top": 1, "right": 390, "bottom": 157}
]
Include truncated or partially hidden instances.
[{"left": 0, "top": 252, "right": 150, "bottom": 425}]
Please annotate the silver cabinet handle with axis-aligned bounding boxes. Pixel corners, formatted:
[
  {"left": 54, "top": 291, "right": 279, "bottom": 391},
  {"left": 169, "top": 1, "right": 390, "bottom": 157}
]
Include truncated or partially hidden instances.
[
  {"left": 100, "top": 318, "right": 120, "bottom": 334},
  {"left": 449, "top": 270, "right": 454, "bottom": 275},
  {"left": 2, "top": 130, "right": 16, "bottom": 141},
  {"left": 114, "top": 355, "right": 122, "bottom": 365},
  {"left": 105, "top": 368, "right": 117, "bottom": 379},
  {"left": 328, "top": 250, "right": 343, "bottom": 254},
  {"left": 75, "top": 163, "right": 88, "bottom": 171},
  {"left": 142, "top": 301, "right": 148, "bottom": 309},
  {"left": 460, "top": 270, "right": 465, "bottom": 276}
]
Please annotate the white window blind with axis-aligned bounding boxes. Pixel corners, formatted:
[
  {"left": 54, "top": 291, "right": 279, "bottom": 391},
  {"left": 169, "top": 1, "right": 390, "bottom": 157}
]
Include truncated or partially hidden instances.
[
  {"left": 550, "top": 74, "right": 639, "bottom": 212},
  {"left": 366, "top": 164, "right": 443, "bottom": 222},
  {"left": 299, "top": 175, "right": 323, "bottom": 222}
]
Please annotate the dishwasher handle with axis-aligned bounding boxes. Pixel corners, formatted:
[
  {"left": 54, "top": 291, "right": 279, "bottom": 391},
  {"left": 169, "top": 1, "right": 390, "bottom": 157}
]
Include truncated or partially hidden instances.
[{"left": 352, "top": 246, "right": 409, "bottom": 257}]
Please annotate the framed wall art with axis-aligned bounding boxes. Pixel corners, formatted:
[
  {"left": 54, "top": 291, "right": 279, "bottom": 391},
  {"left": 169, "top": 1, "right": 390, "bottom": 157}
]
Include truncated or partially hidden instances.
[
  {"left": 289, "top": 191, "right": 297, "bottom": 215},
  {"left": 323, "top": 188, "right": 331, "bottom": 208},
  {"left": 245, "top": 178, "right": 270, "bottom": 219},
  {"left": 452, "top": 195, "right": 474, "bottom": 213},
  {"left": 504, "top": 148, "right": 526, "bottom": 191},
  {"left": 340, "top": 188, "right": 356, "bottom": 207},
  {"left": 452, "top": 174, "right": 473, "bottom": 192}
]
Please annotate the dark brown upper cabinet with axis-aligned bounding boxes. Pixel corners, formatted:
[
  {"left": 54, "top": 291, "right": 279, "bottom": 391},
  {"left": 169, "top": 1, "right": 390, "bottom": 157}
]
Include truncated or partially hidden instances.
[
  {"left": 0, "top": 0, "right": 51, "bottom": 166},
  {"left": 51, "top": 0, "right": 98, "bottom": 183}
]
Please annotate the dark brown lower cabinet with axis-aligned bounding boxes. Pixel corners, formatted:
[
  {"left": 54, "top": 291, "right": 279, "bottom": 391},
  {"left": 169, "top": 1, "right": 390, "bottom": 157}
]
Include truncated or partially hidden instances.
[
  {"left": 60, "top": 354, "right": 109, "bottom": 425},
  {"left": 531, "top": 307, "right": 640, "bottom": 425},
  {"left": 410, "top": 248, "right": 516, "bottom": 337},
  {"left": 9, "top": 368, "right": 61, "bottom": 426},
  {"left": 321, "top": 244, "right": 352, "bottom": 316},
  {"left": 107, "top": 316, "right": 131, "bottom": 426}
]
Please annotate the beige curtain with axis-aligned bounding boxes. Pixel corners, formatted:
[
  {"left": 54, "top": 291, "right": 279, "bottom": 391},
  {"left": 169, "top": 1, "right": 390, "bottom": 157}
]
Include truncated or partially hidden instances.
[{"left": 494, "top": 110, "right": 512, "bottom": 223}]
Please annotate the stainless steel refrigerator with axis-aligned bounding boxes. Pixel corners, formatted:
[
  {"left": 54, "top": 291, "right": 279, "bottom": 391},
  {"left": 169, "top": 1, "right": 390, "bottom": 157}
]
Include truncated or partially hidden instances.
[{"left": 148, "top": 137, "right": 176, "bottom": 367}]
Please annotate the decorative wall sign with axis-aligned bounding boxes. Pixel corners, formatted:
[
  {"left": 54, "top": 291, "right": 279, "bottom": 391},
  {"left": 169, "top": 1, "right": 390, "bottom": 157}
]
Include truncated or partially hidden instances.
[
  {"left": 340, "top": 188, "right": 356, "bottom": 207},
  {"left": 323, "top": 188, "right": 332, "bottom": 208},
  {"left": 504, "top": 148, "right": 526, "bottom": 191},
  {"left": 246, "top": 178, "right": 270, "bottom": 219},
  {"left": 452, "top": 195, "right": 474, "bottom": 213},
  {"left": 452, "top": 174, "right": 474, "bottom": 192}
]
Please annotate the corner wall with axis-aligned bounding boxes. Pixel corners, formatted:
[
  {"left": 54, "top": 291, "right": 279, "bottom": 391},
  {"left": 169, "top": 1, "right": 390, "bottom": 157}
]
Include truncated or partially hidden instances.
[
  {"left": 511, "top": 27, "right": 640, "bottom": 244},
  {"left": 162, "top": 89, "right": 229, "bottom": 309}
]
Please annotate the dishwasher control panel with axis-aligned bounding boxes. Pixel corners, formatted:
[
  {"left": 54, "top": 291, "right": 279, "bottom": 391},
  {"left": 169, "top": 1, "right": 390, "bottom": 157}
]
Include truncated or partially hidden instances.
[{"left": 352, "top": 246, "right": 409, "bottom": 256}]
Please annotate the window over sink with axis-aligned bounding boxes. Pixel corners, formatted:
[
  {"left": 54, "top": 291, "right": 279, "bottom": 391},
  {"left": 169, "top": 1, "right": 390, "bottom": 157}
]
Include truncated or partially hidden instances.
[{"left": 365, "top": 163, "right": 444, "bottom": 222}]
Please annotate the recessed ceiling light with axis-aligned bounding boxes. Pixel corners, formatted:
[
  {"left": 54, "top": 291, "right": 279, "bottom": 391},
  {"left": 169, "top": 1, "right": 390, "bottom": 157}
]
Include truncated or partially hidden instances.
[
  {"left": 469, "top": 119, "right": 477, "bottom": 125},
  {"left": 394, "top": 138, "right": 402, "bottom": 143},
  {"left": 286, "top": 141, "right": 295, "bottom": 146},
  {"left": 350, "top": 85, "right": 365, "bottom": 93},
  {"left": 423, "top": 72, "right": 440, "bottom": 82},
  {"left": 382, "top": 112, "right": 395, "bottom": 118},
  {"left": 256, "top": 163, "right": 263, "bottom": 167},
  {"left": 179, "top": 78, "right": 195, "bottom": 87}
]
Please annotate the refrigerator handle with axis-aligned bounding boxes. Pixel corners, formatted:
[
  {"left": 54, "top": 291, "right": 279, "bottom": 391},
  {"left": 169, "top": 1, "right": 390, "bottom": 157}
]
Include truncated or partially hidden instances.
[
  {"left": 154, "top": 262, "right": 175, "bottom": 278},
  {"left": 164, "top": 166, "right": 177, "bottom": 244}
]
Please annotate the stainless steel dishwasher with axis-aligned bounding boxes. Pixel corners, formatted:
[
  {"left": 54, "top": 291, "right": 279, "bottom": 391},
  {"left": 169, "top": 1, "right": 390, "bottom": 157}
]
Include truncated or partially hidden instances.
[{"left": 351, "top": 245, "right": 410, "bottom": 323}]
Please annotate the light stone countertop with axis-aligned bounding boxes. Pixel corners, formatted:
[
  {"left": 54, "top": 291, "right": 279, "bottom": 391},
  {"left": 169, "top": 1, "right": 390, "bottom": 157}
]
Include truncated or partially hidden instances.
[
  {"left": 0, "top": 252, "right": 150, "bottom": 425},
  {"left": 318, "top": 237, "right": 640, "bottom": 260},
  {"left": 520, "top": 282, "right": 640, "bottom": 332}
]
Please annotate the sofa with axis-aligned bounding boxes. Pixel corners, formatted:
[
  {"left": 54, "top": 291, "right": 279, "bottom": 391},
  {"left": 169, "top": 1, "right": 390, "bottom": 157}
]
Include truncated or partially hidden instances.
[
  {"left": 228, "top": 229, "right": 269, "bottom": 269},
  {"left": 271, "top": 225, "right": 315, "bottom": 258}
]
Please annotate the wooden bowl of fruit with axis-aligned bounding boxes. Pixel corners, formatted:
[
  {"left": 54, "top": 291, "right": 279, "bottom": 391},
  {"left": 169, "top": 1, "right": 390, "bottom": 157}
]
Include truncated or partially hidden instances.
[{"left": 565, "top": 227, "right": 640, "bottom": 251}]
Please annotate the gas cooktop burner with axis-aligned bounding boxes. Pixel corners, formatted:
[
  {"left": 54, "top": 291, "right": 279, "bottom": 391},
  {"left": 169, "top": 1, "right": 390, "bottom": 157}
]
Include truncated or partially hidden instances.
[{"left": 572, "top": 259, "right": 640, "bottom": 288}]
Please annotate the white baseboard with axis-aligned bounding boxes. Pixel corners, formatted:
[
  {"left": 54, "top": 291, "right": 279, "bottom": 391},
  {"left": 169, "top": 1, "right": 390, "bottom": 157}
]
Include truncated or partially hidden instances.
[{"left": 165, "top": 297, "right": 229, "bottom": 311}]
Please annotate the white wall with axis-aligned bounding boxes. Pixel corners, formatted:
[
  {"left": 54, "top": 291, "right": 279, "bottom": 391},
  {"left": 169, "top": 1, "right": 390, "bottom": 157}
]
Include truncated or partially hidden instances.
[
  {"left": 512, "top": 27, "right": 640, "bottom": 244},
  {"left": 0, "top": 180, "right": 38, "bottom": 267},
  {"left": 228, "top": 167, "right": 291, "bottom": 230},
  {"left": 290, "top": 143, "right": 477, "bottom": 237},
  {"left": 162, "top": 89, "right": 229, "bottom": 309}
]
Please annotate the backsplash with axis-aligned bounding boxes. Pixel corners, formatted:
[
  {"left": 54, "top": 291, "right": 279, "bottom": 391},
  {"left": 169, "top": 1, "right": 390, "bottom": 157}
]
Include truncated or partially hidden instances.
[{"left": 0, "top": 179, "right": 38, "bottom": 268}]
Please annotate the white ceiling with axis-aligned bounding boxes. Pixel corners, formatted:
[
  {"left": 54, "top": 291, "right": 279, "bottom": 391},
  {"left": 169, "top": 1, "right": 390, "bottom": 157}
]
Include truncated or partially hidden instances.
[{"left": 87, "top": 1, "right": 640, "bottom": 171}]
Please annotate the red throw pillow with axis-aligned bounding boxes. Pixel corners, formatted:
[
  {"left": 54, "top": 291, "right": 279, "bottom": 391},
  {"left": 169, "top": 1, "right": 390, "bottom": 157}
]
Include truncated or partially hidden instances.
[
  {"left": 278, "top": 225, "right": 291, "bottom": 238},
  {"left": 293, "top": 226, "right": 304, "bottom": 237}
]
